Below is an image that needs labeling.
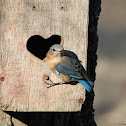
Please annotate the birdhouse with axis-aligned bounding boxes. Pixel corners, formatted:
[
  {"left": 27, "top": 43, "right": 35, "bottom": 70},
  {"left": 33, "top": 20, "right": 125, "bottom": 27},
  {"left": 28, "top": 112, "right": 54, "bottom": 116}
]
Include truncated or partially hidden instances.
[{"left": 0, "top": 0, "right": 89, "bottom": 111}]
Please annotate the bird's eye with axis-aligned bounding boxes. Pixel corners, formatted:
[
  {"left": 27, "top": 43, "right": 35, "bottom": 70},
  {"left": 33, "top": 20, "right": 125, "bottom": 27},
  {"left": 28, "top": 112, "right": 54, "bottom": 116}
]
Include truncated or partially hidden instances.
[{"left": 53, "top": 49, "right": 55, "bottom": 51}]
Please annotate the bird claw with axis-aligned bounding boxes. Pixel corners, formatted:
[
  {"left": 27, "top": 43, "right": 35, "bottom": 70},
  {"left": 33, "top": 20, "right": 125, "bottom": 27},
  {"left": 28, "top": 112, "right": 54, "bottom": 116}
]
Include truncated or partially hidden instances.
[
  {"left": 43, "top": 77, "right": 61, "bottom": 87},
  {"left": 47, "top": 83, "right": 62, "bottom": 88},
  {"left": 42, "top": 74, "right": 50, "bottom": 80},
  {"left": 44, "top": 79, "right": 63, "bottom": 88},
  {"left": 44, "top": 80, "right": 53, "bottom": 85},
  {"left": 43, "top": 75, "right": 78, "bottom": 88}
]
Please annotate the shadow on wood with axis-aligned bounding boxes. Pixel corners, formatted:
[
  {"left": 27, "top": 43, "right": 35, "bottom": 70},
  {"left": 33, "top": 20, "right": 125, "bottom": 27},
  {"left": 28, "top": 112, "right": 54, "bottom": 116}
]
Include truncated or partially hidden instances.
[
  {"left": 5, "top": 92, "right": 95, "bottom": 126},
  {"left": 5, "top": 111, "right": 80, "bottom": 126}
]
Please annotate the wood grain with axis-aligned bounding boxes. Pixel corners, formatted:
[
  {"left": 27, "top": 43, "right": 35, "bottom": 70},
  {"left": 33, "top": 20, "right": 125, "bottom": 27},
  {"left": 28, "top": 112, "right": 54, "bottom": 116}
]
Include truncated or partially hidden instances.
[{"left": 0, "top": 0, "right": 89, "bottom": 112}]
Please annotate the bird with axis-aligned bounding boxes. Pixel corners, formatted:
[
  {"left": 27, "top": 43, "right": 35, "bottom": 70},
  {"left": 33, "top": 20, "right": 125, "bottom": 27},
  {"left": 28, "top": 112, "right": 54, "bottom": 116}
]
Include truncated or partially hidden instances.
[{"left": 43, "top": 44, "right": 94, "bottom": 93}]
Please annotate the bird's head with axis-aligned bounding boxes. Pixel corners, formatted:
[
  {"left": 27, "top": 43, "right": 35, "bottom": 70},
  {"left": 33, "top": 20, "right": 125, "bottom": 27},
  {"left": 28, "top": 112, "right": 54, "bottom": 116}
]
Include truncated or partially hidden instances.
[{"left": 48, "top": 44, "right": 64, "bottom": 57}]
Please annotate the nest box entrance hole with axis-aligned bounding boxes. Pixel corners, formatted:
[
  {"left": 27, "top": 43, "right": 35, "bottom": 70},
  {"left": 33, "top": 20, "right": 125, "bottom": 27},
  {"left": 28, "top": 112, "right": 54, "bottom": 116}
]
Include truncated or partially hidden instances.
[{"left": 26, "top": 35, "right": 63, "bottom": 60}]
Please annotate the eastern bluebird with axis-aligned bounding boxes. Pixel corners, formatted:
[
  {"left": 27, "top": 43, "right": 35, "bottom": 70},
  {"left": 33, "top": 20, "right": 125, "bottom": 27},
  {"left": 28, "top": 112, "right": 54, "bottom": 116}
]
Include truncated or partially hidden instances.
[{"left": 44, "top": 44, "right": 94, "bottom": 93}]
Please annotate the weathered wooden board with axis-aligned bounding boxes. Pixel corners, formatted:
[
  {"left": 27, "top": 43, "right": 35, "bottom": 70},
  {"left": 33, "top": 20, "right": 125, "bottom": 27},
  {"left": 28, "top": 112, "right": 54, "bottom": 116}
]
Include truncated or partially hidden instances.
[{"left": 0, "top": 0, "right": 89, "bottom": 111}]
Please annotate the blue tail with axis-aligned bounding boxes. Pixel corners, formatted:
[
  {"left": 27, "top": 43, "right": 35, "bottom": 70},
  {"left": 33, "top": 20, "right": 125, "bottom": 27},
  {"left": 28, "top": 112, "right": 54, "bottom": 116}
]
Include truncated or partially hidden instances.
[{"left": 78, "top": 80, "right": 94, "bottom": 92}]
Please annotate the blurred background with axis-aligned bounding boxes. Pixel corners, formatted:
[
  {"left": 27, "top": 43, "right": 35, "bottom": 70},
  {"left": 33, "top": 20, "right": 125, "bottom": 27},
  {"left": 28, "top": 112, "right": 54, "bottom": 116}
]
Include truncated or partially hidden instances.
[{"left": 94, "top": 0, "right": 126, "bottom": 126}]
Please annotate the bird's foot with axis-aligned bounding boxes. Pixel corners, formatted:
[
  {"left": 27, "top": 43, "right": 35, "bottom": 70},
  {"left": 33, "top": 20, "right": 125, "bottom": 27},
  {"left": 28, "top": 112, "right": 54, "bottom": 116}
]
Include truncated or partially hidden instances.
[
  {"left": 44, "top": 80, "right": 78, "bottom": 88},
  {"left": 44, "top": 80, "right": 63, "bottom": 88},
  {"left": 43, "top": 74, "right": 63, "bottom": 88},
  {"left": 42, "top": 74, "right": 50, "bottom": 80},
  {"left": 47, "top": 83, "right": 63, "bottom": 88}
]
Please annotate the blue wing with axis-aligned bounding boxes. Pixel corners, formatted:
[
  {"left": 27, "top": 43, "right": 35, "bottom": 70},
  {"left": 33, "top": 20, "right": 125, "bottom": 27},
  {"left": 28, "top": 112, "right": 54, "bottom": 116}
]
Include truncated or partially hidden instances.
[{"left": 56, "top": 57, "right": 83, "bottom": 79}]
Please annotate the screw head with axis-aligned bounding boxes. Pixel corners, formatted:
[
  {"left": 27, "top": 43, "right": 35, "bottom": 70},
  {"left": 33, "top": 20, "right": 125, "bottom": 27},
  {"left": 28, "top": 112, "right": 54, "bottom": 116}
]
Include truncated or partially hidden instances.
[
  {"left": 78, "top": 98, "right": 84, "bottom": 104},
  {"left": 0, "top": 76, "right": 5, "bottom": 82}
]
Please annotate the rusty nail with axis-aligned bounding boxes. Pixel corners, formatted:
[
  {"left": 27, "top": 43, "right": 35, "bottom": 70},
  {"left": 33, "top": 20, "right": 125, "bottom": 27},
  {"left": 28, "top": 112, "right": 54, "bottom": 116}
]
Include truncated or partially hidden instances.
[
  {"left": 0, "top": 76, "right": 5, "bottom": 82},
  {"left": 78, "top": 98, "right": 84, "bottom": 104}
]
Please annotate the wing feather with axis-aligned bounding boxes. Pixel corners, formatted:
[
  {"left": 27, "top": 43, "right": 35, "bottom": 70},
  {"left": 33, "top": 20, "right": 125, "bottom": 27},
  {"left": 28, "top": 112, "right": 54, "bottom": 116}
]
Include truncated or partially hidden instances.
[{"left": 56, "top": 57, "right": 83, "bottom": 79}]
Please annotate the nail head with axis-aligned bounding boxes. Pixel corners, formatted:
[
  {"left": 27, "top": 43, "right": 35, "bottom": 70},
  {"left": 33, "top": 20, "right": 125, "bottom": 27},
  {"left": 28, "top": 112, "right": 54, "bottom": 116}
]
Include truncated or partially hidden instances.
[
  {"left": 78, "top": 98, "right": 84, "bottom": 103},
  {"left": 0, "top": 76, "right": 5, "bottom": 82}
]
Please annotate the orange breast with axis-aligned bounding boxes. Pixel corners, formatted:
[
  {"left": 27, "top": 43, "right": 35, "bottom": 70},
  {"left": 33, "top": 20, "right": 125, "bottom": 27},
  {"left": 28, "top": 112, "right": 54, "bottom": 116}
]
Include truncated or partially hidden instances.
[
  {"left": 46, "top": 52, "right": 63, "bottom": 68},
  {"left": 46, "top": 52, "right": 72, "bottom": 82}
]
